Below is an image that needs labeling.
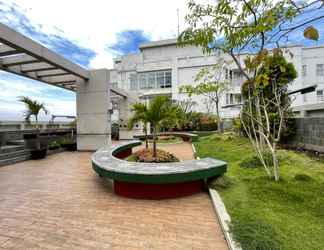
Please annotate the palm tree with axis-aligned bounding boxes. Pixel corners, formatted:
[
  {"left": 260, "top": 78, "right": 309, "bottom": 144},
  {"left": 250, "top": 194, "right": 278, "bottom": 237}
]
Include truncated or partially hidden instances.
[
  {"left": 18, "top": 96, "right": 48, "bottom": 128},
  {"left": 128, "top": 96, "right": 178, "bottom": 159},
  {"left": 128, "top": 103, "right": 149, "bottom": 149}
]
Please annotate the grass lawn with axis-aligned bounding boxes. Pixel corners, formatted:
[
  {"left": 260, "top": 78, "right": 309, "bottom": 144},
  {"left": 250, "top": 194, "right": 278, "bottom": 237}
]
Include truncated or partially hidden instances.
[{"left": 195, "top": 133, "right": 324, "bottom": 250}]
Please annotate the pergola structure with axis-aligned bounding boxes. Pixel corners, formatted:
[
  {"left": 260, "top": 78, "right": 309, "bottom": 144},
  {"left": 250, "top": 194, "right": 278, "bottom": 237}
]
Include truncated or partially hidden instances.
[{"left": 0, "top": 23, "right": 133, "bottom": 150}]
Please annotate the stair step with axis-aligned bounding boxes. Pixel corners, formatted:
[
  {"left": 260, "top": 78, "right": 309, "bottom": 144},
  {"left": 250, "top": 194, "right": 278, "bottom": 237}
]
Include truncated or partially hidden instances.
[
  {"left": 0, "top": 154, "right": 31, "bottom": 167},
  {"left": 0, "top": 145, "right": 25, "bottom": 154},
  {"left": 0, "top": 149, "right": 31, "bottom": 160}
]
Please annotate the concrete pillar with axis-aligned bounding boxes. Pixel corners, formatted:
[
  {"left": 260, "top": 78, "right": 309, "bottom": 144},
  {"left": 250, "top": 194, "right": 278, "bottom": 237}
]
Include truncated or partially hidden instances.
[{"left": 76, "top": 69, "right": 111, "bottom": 150}]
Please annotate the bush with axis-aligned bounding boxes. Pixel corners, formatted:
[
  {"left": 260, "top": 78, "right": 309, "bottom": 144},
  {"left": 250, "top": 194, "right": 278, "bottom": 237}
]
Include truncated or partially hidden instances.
[
  {"left": 294, "top": 174, "right": 313, "bottom": 182},
  {"left": 208, "top": 175, "right": 233, "bottom": 190},
  {"left": 230, "top": 216, "right": 282, "bottom": 250},
  {"left": 48, "top": 141, "right": 60, "bottom": 150},
  {"left": 131, "top": 149, "right": 179, "bottom": 163},
  {"left": 239, "top": 152, "right": 275, "bottom": 169}
]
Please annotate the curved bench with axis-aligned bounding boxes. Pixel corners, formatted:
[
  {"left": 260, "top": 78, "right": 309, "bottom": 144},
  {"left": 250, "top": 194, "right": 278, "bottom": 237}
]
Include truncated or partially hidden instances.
[
  {"left": 92, "top": 141, "right": 227, "bottom": 199},
  {"left": 134, "top": 132, "right": 199, "bottom": 142}
]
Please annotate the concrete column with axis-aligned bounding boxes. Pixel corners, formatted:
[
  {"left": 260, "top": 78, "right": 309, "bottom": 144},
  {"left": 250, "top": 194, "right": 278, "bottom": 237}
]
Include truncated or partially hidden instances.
[{"left": 76, "top": 69, "right": 111, "bottom": 150}]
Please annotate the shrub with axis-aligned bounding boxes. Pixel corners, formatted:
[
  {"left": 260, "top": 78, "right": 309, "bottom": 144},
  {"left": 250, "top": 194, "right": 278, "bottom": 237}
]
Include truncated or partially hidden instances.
[
  {"left": 239, "top": 152, "right": 274, "bottom": 169},
  {"left": 294, "top": 174, "right": 313, "bottom": 182},
  {"left": 48, "top": 141, "right": 60, "bottom": 150},
  {"left": 132, "top": 149, "right": 179, "bottom": 163},
  {"left": 208, "top": 175, "right": 233, "bottom": 190},
  {"left": 230, "top": 216, "right": 282, "bottom": 250}
]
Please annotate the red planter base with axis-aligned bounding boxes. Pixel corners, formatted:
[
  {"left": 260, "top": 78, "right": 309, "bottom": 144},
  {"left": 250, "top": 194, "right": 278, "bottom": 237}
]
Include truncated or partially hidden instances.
[{"left": 114, "top": 180, "right": 204, "bottom": 199}]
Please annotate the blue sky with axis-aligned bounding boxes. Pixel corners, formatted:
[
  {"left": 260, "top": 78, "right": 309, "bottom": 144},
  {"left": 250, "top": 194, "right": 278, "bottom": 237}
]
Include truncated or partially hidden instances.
[
  {"left": 0, "top": 0, "right": 324, "bottom": 121},
  {"left": 0, "top": 0, "right": 186, "bottom": 121}
]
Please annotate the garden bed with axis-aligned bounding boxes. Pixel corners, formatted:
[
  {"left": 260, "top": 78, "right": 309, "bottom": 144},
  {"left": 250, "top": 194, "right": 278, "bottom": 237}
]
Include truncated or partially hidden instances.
[
  {"left": 195, "top": 134, "right": 324, "bottom": 250},
  {"left": 126, "top": 148, "right": 179, "bottom": 163}
]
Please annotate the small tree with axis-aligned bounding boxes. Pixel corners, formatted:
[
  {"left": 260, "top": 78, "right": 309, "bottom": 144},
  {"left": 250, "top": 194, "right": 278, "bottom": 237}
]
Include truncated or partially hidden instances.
[
  {"left": 128, "top": 103, "right": 149, "bottom": 149},
  {"left": 128, "top": 96, "right": 178, "bottom": 159},
  {"left": 18, "top": 96, "right": 48, "bottom": 128},
  {"left": 179, "top": 59, "right": 229, "bottom": 132},
  {"left": 241, "top": 50, "right": 297, "bottom": 181}
]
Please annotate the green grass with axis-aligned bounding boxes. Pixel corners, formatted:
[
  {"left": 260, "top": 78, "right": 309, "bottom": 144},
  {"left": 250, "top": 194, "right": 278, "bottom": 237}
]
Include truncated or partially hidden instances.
[{"left": 195, "top": 134, "right": 324, "bottom": 250}]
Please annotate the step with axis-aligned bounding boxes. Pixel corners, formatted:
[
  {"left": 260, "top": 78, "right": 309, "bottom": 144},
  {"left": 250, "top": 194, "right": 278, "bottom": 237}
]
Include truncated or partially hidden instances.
[
  {"left": 0, "top": 149, "right": 31, "bottom": 161},
  {"left": 0, "top": 154, "right": 31, "bottom": 167},
  {"left": 6, "top": 140, "right": 25, "bottom": 146},
  {"left": 0, "top": 145, "right": 25, "bottom": 154}
]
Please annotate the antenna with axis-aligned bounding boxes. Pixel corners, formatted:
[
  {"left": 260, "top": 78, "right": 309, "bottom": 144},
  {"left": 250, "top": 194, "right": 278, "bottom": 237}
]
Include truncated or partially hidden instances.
[{"left": 177, "top": 8, "right": 180, "bottom": 37}]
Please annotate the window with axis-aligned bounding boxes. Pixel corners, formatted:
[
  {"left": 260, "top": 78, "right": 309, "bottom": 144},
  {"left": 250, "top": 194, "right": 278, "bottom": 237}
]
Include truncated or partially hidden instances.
[
  {"left": 130, "top": 74, "right": 138, "bottom": 90},
  {"left": 148, "top": 73, "right": 156, "bottom": 89},
  {"left": 164, "top": 71, "right": 172, "bottom": 88},
  {"left": 139, "top": 73, "right": 147, "bottom": 89},
  {"left": 128, "top": 70, "right": 172, "bottom": 90},
  {"left": 316, "top": 64, "right": 324, "bottom": 76},
  {"left": 302, "top": 65, "right": 307, "bottom": 77},
  {"left": 226, "top": 93, "right": 242, "bottom": 105},
  {"left": 317, "top": 90, "right": 324, "bottom": 102}
]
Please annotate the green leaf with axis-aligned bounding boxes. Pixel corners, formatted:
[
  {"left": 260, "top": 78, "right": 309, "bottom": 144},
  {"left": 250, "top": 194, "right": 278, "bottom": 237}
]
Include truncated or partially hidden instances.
[{"left": 304, "top": 26, "right": 319, "bottom": 41}]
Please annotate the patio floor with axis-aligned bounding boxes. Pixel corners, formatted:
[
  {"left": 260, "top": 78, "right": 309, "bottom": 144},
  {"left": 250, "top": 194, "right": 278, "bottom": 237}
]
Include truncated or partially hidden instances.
[{"left": 0, "top": 148, "right": 228, "bottom": 249}]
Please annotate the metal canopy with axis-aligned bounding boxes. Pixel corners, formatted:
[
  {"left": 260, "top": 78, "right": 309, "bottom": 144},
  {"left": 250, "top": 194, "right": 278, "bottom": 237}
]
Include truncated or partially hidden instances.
[{"left": 0, "top": 23, "right": 89, "bottom": 92}]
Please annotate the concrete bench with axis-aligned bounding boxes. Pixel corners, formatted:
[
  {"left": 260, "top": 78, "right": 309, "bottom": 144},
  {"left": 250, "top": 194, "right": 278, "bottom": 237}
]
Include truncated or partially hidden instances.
[
  {"left": 92, "top": 141, "right": 227, "bottom": 199},
  {"left": 134, "top": 132, "right": 199, "bottom": 142}
]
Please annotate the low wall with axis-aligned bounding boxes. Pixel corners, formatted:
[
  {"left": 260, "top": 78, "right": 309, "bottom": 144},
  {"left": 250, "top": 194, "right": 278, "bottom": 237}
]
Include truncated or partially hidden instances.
[
  {"left": 0, "top": 129, "right": 75, "bottom": 147},
  {"left": 290, "top": 117, "right": 324, "bottom": 152}
]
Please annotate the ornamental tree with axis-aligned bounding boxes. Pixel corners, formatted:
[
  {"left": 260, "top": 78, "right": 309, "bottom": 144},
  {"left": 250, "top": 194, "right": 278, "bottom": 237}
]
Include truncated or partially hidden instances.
[
  {"left": 179, "top": 59, "right": 230, "bottom": 132},
  {"left": 241, "top": 49, "right": 297, "bottom": 181}
]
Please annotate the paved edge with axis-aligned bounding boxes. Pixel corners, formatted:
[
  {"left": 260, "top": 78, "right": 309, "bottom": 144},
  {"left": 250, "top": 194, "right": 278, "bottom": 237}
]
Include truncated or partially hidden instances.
[{"left": 209, "top": 188, "right": 242, "bottom": 250}]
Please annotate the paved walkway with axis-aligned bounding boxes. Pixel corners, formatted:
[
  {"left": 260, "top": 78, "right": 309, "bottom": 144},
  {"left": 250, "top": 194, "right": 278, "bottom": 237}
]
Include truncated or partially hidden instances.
[{"left": 0, "top": 147, "right": 228, "bottom": 249}]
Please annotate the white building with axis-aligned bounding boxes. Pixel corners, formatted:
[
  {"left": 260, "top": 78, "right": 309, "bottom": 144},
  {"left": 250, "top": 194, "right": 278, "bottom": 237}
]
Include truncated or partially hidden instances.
[{"left": 110, "top": 39, "right": 324, "bottom": 124}]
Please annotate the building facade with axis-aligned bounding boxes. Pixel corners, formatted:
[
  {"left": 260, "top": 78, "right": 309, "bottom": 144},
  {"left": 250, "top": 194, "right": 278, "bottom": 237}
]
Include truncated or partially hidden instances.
[{"left": 109, "top": 39, "right": 324, "bottom": 126}]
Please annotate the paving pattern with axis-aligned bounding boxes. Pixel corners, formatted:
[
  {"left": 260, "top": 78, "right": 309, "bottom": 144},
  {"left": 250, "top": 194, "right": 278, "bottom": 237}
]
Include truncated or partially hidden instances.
[{"left": 0, "top": 145, "right": 228, "bottom": 249}]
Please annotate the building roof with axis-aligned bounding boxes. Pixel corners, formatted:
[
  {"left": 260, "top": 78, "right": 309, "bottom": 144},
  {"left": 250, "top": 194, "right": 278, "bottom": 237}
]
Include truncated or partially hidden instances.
[{"left": 139, "top": 39, "right": 177, "bottom": 50}]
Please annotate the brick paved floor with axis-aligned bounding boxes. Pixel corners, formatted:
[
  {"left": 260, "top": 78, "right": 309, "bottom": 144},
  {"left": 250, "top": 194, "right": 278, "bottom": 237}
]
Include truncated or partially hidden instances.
[{"left": 0, "top": 149, "right": 228, "bottom": 249}]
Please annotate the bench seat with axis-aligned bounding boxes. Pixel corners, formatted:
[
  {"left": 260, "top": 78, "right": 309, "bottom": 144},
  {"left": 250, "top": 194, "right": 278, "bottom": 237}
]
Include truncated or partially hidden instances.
[{"left": 91, "top": 140, "right": 227, "bottom": 198}]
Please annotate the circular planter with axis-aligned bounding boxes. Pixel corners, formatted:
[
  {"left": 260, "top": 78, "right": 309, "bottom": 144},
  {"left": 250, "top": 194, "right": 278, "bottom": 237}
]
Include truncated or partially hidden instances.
[{"left": 92, "top": 141, "right": 227, "bottom": 200}]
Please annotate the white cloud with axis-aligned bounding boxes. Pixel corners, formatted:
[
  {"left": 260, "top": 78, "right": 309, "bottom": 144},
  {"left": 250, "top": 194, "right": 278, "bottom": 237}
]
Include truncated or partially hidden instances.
[
  {"left": 2, "top": 0, "right": 188, "bottom": 68},
  {"left": 0, "top": 0, "right": 189, "bottom": 120},
  {"left": 0, "top": 72, "right": 76, "bottom": 121}
]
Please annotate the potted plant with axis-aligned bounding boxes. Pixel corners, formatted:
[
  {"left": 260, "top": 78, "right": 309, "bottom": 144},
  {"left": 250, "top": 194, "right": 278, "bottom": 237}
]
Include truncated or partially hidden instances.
[{"left": 19, "top": 96, "right": 49, "bottom": 159}]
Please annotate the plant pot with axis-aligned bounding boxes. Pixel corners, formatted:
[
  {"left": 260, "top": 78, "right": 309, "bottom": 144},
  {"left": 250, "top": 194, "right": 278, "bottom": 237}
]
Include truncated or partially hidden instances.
[{"left": 30, "top": 148, "right": 47, "bottom": 159}]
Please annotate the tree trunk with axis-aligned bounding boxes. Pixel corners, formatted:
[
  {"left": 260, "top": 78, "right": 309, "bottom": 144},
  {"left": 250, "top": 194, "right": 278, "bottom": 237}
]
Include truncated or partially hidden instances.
[
  {"left": 144, "top": 123, "right": 148, "bottom": 149},
  {"left": 216, "top": 100, "right": 223, "bottom": 133},
  {"left": 272, "top": 142, "right": 280, "bottom": 181},
  {"left": 153, "top": 125, "right": 157, "bottom": 160}
]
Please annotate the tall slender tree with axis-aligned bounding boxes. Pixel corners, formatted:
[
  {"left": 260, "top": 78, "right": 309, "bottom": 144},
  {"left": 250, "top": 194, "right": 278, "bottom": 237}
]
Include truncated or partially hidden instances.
[{"left": 128, "top": 96, "right": 178, "bottom": 159}]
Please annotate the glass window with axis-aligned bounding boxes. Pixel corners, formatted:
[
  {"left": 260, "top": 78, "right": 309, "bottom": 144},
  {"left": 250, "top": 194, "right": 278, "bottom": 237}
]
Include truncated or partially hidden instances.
[
  {"left": 302, "top": 65, "right": 307, "bottom": 77},
  {"left": 164, "top": 71, "right": 172, "bottom": 88},
  {"left": 148, "top": 73, "right": 156, "bottom": 89},
  {"left": 316, "top": 64, "right": 324, "bottom": 76},
  {"left": 157, "top": 71, "right": 165, "bottom": 88},
  {"left": 130, "top": 74, "right": 138, "bottom": 90},
  {"left": 139, "top": 73, "right": 147, "bottom": 89}
]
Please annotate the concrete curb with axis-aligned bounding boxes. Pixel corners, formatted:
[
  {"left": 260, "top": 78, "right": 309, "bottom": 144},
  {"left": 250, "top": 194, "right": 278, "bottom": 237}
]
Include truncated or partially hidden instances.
[{"left": 209, "top": 188, "right": 242, "bottom": 250}]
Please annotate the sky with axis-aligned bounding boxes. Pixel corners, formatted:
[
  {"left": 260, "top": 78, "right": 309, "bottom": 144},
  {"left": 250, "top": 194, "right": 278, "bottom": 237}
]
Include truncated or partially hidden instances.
[
  {"left": 0, "top": 0, "right": 324, "bottom": 121},
  {"left": 0, "top": 0, "right": 187, "bottom": 121}
]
